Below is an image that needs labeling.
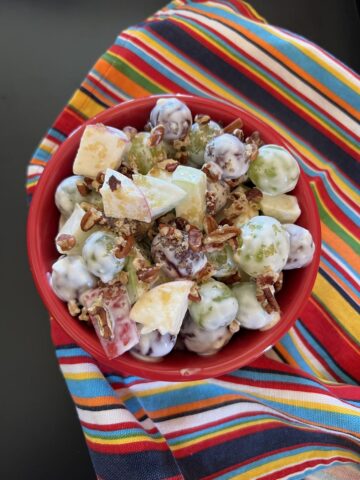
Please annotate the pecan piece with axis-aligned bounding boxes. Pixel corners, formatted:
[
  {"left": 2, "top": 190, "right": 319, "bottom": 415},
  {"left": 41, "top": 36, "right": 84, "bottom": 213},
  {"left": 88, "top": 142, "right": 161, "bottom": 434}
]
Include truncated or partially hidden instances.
[
  {"left": 221, "top": 271, "right": 242, "bottom": 285},
  {"left": 137, "top": 265, "right": 161, "bottom": 284},
  {"left": 108, "top": 175, "right": 121, "bottom": 192},
  {"left": 233, "top": 128, "right": 245, "bottom": 141},
  {"left": 223, "top": 118, "right": 243, "bottom": 133},
  {"left": 67, "top": 300, "right": 80, "bottom": 317},
  {"left": 195, "top": 262, "right": 214, "bottom": 282},
  {"left": 245, "top": 187, "right": 262, "bottom": 204},
  {"left": 148, "top": 124, "right": 165, "bottom": 146},
  {"left": 88, "top": 305, "right": 114, "bottom": 340},
  {"left": 274, "top": 272, "right": 283, "bottom": 292},
  {"left": 80, "top": 208, "right": 103, "bottom": 232},
  {"left": 76, "top": 180, "right": 91, "bottom": 196},
  {"left": 203, "top": 225, "right": 240, "bottom": 246},
  {"left": 78, "top": 307, "right": 90, "bottom": 322},
  {"left": 56, "top": 234, "right": 76, "bottom": 251},
  {"left": 229, "top": 319, "right": 240, "bottom": 333},
  {"left": 194, "top": 113, "right": 211, "bottom": 125},
  {"left": 165, "top": 160, "right": 179, "bottom": 172},
  {"left": 202, "top": 162, "right": 221, "bottom": 182},
  {"left": 187, "top": 226, "right": 203, "bottom": 252},
  {"left": 188, "top": 284, "right": 201, "bottom": 302},
  {"left": 245, "top": 130, "right": 263, "bottom": 147},
  {"left": 118, "top": 164, "right": 135, "bottom": 178},
  {"left": 206, "top": 191, "right": 217, "bottom": 216},
  {"left": 204, "top": 215, "right": 218, "bottom": 234},
  {"left": 113, "top": 235, "right": 134, "bottom": 259}
]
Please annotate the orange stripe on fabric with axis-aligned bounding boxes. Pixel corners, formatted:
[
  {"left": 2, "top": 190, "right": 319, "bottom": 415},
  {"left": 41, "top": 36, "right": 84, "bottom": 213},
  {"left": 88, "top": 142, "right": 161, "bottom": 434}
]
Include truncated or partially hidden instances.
[
  {"left": 321, "top": 222, "right": 359, "bottom": 267},
  {"left": 320, "top": 259, "right": 359, "bottom": 305},
  {"left": 72, "top": 395, "right": 120, "bottom": 407}
]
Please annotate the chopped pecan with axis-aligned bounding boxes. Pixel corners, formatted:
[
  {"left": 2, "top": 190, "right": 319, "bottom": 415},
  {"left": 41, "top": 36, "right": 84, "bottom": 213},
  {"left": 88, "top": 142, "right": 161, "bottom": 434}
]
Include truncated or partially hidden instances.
[
  {"left": 233, "top": 128, "right": 245, "bottom": 141},
  {"left": 148, "top": 124, "right": 165, "bottom": 146},
  {"left": 256, "top": 274, "right": 281, "bottom": 314},
  {"left": 118, "top": 164, "right": 135, "bottom": 178},
  {"left": 204, "top": 215, "right": 218, "bottom": 234},
  {"left": 225, "top": 178, "right": 242, "bottom": 189},
  {"left": 274, "top": 272, "right": 283, "bottom": 292},
  {"left": 223, "top": 118, "right": 243, "bottom": 133},
  {"left": 158, "top": 212, "right": 176, "bottom": 225},
  {"left": 88, "top": 305, "right": 114, "bottom": 340},
  {"left": 203, "top": 225, "right": 240, "bottom": 246},
  {"left": 229, "top": 319, "right": 240, "bottom": 333},
  {"left": 206, "top": 191, "right": 217, "bottom": 216},
  {"left": 80, "top": 208, "right": 103, "bottom": 232},
  {"left": 165, "top": 160, "right": 179, "bottom": 172},
  {"left": 92, "top": 171, "right": 105, "bottom": 191},
  {"left": 245, "top": 187, "right": 262, "bottom": 205},
  {"left": 187, "top": 226, "right": 203, "bottom": 252},
  {"left": 188, "top": 284, "right": 201, "bottom": 302},
  {"left": 83, "top": 177, "right": 94, "bottom": 188},
  {"left": 245, "top": 143, "right": 259, "bottom": 162},
  {"left": 195, "top": 262, "right": 214, "bottom": 282},
  {"left": 144, "top": 121, "right": 152, "bottom": 132},
  {"left": 113, "top": 235, "right": 134, "bottom": 259},
  {"left": 78, "top": 307, "right": 89, "bottom": 322},
  {"left": 108, "top": 175, "right": 121, "bottom": 192},
  {"left": 76, "top": 180, "right": 91, "bottom": 196},
  {"left": 67, "top": 300, "right": 80, "bottom": 317},
  {"left": 202, "top": 162, "right": 222, "bottom": 182},
  {"left": 174, "top": 216, "right": 189, "bottom": 230},
  {"left": 137, "top": 265, "right": 161, "bottom": 283},
  {"left": 223, "top": 190, "right": 247, "bottom": 220},
  {"left": 228, "top": 236, "right": 240, "bottom": 251},
  {"left": 56, "top": 234, "right": 76, "bottom": 251},
  {"left": 123, "top": 125, "right": 138, "bottom": 140},
  {"left": 194, "top": 113, "right": 211, "bottom": 125},
  {"left": 245, "top": 130, "right": 263, "bottom": 147}
]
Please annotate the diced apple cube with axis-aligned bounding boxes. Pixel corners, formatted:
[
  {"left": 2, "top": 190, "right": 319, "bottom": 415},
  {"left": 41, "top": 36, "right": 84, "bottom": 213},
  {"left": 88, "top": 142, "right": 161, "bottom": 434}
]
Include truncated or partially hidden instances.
[
  {"left": 56, "top": 204, "right": 98, "bottom": 255},
  {"left": 132, "top": 174, "right": 186, "bottom": 219},
  {"left": 73, "top": 124, "right": 129, "bottom": 178},
  {"left": 172, "top": 166, "right": 207, "bottom": 228},
  {"left": 99, "top": 169, "right": 151, "bottom": 222},
  {"left": 260, "top": 193, "right": 301, "bottom": 224},
  {"left": 130, "top": 280, "right": 194, "bottom": 335}
]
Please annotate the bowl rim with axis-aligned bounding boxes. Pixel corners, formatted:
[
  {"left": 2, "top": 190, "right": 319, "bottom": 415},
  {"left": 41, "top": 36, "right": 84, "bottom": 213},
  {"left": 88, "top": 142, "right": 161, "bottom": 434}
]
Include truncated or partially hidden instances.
[{"left": 27, "top": 94, "right": 321, "bottom": 381}]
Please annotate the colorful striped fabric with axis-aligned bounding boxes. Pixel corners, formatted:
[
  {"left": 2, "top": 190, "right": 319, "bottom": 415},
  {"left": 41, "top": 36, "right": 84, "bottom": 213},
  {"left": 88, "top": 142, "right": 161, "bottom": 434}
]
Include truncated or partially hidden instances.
[{"left": 27, "top": 1, "right": 360, "bottom": 479}]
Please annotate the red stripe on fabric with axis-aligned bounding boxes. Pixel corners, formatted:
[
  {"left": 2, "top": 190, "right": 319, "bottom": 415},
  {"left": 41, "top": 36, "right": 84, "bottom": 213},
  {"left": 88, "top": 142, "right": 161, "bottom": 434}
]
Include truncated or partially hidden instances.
[
  {"left": 86, "top": 439, "right": 170, "bottom": 454},
  {"left": 81, "top": 420, "right": 159, "bottom": 434},
  {"left": 302, "top": 300, "right": 360, "bottom": 382},
  {"left": 316, "top": 180, "right": 359, "bottom": 229},
  {"left": 52, "top": 108, "right": 84, "bottom": 136},
  {"left": 173, "top": 421, "right": 279, "bottom": 458},
  {"left": 84, "top": 74, "right": 125, "bottom": 105},
  {"left": 322, "top": 249, "right": 359, "bottom": 292}
]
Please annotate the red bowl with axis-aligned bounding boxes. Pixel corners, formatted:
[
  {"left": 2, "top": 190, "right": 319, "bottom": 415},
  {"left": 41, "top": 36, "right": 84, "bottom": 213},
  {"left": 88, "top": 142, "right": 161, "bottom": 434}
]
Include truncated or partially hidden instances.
[{"left": 27, "top": 94, "right": 321, "bottom": 381}]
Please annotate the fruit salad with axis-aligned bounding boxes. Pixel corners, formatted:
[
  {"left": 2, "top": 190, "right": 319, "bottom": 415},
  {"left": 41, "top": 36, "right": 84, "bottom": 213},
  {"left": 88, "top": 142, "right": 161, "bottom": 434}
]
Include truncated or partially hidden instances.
[{"left": 50, "top": 98, "right": 315, "bottom": 360}]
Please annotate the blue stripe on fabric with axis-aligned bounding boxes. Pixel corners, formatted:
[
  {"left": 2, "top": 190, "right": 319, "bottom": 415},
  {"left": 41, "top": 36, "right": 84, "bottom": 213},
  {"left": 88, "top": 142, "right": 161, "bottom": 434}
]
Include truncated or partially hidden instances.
[
  {"left": 33, "top": 148, "right": 51, "bottom": 161},
  {"left": 65, "top": 378, "right": 118, "bottom": 398},
  {"left": 228, "top": 369, "right": 329, "bottom": 391},
  {"left": 56, "top": 347, "right": 92, "bottom": 358},
  {"left": 187, "top": 1, "right": 360, "bottom": 106},
  {"left": 83, "top": 425, "right": 163, "bottom": 439},
  {"left": 322, "top": 241, "right": 359, "bottom": 280},
  {"left": 48, "top": 128, "right": 67, "bottom": 142},
  {"left": 296, "top": 322, "right": 356, "bottom": 385},
  {"left": 89, "top": 67, "right": 131, "bottom": 100},
  {"left": 288, "top": 460, "right": 359, "bottom": 480}
]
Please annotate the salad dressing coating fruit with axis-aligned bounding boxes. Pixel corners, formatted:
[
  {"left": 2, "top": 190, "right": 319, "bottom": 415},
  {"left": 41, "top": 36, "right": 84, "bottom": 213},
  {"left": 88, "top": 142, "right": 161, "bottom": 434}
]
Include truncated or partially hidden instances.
[
  {"left": 100, "top": 168, "right": 151, "bottom": 222},
  {"left": 232, "top": 282, "right": 280, "bottom": 330},
  {"left": 283, "top": 224, "right": 315, "bottom": 269},
  {"left": 51, "top": 256, "right": 96, "bottom": 301},
  {"left": 55, "top": 175, "right": 102, "bottom": 217},
  {"left": 181, "top": 314, "right": 234, "bottom": 356},
  {"left": 131, "top": 330, "right": 177, "bottom": 359},
  {"left": 150, "top": 98, "right": 192, "bottom": 141},
  {"left": 130, "top": 280, "right": 194, "bottom": 335},
  {"left": 82, "top": 231, "right": 126, "bottom": 283},
  {"left": 234, "top": 216, "right": 290, "bottom": 277},
  {"left": 248, "top": 145, "right": 300, "bottom": 195},
  {"left": 73, "top": 124, "right": 129, "bottom": 178},
  {"left": 189, "top": 279, "right": 239, "bottom": 331},
  {"left": 50, "top": 98, "right": 315, "bottom": 360},
  {"left": 204, "top": 133, "right": 250, "bottom": 179},
  {"left": 80, "top": 284, "right": 139, "bottom": 358},
  {"left": 260, "top": 193, "right": 301, "bottom": 224}
]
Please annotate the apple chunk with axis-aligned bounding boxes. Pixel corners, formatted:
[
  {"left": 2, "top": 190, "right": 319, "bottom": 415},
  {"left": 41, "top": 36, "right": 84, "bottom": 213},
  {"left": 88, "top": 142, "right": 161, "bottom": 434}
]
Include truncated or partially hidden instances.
[
  {"left": 172, "top": 166, "right": 207, "bottom": 228},
  {"left": 130, "top": 280, "right": 194, "bottom": 335},
  {"left": 132, "top": 174, "right": 186, "bottom": 219},
  {"left": 99, "top": 169, "right": 151, "bottom": 222},
  {"left": 73, "top": 124, "right": 129, "bottom": 178}
]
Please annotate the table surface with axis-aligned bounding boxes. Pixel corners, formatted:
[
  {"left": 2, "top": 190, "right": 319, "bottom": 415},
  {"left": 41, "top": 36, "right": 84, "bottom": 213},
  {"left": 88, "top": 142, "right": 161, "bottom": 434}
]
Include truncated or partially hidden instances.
[{"left": 1, "top": 0, "right": 359, "bottom": 478}]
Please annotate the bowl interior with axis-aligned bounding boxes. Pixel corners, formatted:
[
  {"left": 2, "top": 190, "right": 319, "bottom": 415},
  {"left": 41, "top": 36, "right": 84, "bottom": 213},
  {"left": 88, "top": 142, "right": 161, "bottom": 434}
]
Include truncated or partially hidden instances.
[{"left": 28, "top": 95, "right": 320, "bottom": 381}]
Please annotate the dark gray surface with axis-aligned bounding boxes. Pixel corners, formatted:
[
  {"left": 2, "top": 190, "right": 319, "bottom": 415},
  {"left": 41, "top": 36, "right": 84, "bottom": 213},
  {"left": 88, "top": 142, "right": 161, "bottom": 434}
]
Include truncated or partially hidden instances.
[{"left": 0, "top": 1, "right": 358, "bottom": 478}]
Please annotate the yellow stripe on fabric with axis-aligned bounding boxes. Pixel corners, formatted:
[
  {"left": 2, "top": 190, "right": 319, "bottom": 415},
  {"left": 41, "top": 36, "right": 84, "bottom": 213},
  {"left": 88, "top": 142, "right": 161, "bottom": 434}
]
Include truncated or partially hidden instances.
[
  {"left": 235, "top": 449, "right": 360, "bottom": 480},
  {"left": 171, "top": 418, "right": 275, "bottom": 451},
  {"left": 84, "top": 433, "right": 165, "bottom": 445},
  {"left": 118, "top": 380, "right": 204, "bottom": 402},
  {"left": 242, "top": 1, "right": 267, "bottom": 23},
  {"left": 313, "top": 275, "right": 360, "bottom": 339},
  {"left": 287, "top": 329, "right": 327, "bottom": 380},
  {"left": 69, "top": 90, "right": 106, "bottom": 119},
  {"left": 170, "top": 15, "right": 358, "bottom": 156},
  {"left": 64, "top": 372, "right": 104, "bottom": 381}
]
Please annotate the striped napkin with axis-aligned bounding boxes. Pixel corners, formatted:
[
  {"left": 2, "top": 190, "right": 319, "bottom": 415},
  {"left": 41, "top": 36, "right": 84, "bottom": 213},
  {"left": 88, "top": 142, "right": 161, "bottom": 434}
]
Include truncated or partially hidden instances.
[{"left": 27, "top": 1, "right": 360, "bottom": 479}]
